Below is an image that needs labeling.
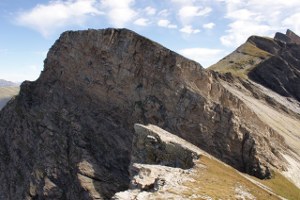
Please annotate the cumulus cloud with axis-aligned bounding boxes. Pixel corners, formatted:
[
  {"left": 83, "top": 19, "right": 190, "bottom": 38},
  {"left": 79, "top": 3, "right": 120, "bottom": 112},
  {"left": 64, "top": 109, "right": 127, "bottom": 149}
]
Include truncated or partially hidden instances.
[
  {"left": 180, "top": 25, "right": 200, "bottom": 34},
  {"left": 179, "top": 6, "right": 212, "bottom": 23},
  {"left": 157, "top": 19, "right": 177, "bottom": 29},
  {"left": 134, "top": 18, "right": 149, "bottom": 26},
  {"left": 220, "top": 0, "right": 300, "bottom": 47},
  {"left": 179, "top": 6, "right": 212, "bottom": 17},
  {"left": 179, "top": 48, "right": 225, "bottom": 67},
  {"left": 144, "top": 6, "right": 156, "bottom": 15},
  {"left": 283, "top": 13, "right": 300, "bottom": 34},
  {"left": 158, "top": 9, "right": 170, "bottom": 17},
  {"left": 15, "top": 0, "right": 102, "bottom": 37},
  {"left": 203, "top": 22, "right": 215, "bottom": 29},
  {"left": 101, "top": 0, "right": 136, "bottom": 27},
  {"left": 170, "top": 0, "right": 195, "bottom": 6}
]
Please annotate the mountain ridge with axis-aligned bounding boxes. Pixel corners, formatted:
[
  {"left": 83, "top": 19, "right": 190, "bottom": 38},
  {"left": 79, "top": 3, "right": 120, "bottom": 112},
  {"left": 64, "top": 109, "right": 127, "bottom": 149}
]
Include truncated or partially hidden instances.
[
  {"left": 0, "top": 28, "right": 299, "bottom": 199},
  {"left": 209, "top": 29, "right": 300, "bottom": 102},
  {"left": 0, "top": 79, "right": 19, "bottom": 87}
]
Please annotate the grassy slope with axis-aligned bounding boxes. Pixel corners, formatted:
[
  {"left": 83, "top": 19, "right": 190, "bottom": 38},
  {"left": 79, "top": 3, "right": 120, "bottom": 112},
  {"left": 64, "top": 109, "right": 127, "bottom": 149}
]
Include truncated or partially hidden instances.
[
  {"left": 187, "top": 156, "right": 300, "bottom": 199},
  {"left": 209, "top": 42, "right": 271, "bottom": 79}
]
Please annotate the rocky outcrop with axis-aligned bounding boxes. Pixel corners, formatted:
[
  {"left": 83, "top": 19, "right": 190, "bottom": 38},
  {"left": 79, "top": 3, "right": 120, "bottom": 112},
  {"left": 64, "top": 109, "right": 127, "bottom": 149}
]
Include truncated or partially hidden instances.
[
  {"left": 0, "top": 28, "right": 293, "bottom": 199},
  {"left": 209, "top": 29, "right": 300, "bottom": 188},
  {"left": 248, "top": 30, "right": 300, "bottom": 101},
  {"left": 210, "top": 30, "right": 300, "bottom": 102},
  {"left": 275, "top": 29, "right": 300, "bottom": 45},
  {"left": 113, "top": 124, "right": 289, "bottom": 200},
  {"left": 113, "top": 124, "right": 202, "bottom": 199},
  {"left": 131, "top": 124, "right": 201, "bottom": 169}
]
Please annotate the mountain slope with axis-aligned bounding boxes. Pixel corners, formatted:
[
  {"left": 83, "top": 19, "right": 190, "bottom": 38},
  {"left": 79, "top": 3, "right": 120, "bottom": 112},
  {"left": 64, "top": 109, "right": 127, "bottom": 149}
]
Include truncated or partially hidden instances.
[
  {"left": 0, "top": 79, "right": 19, "bottom": 87},
  {"left": 114, "top": 124, "right": 299, "bottom": 200},
  {"left": 209, "top": 29, "right": 300, "bottom": 101},
  {"left": 209, "top": 30, "right": 300, "bottom": 188},
  {"left": 0, "top": 86, "right": 19, "bottom": 109},
  {"left": 0, "top": 29, "right": 298, "bottom": 199}
]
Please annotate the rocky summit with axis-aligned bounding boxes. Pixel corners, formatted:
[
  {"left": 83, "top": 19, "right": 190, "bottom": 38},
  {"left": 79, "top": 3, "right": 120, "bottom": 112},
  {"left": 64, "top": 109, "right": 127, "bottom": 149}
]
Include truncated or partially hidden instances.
[{"left": 0, "top": 28, "right": 299, "bottom": 199}]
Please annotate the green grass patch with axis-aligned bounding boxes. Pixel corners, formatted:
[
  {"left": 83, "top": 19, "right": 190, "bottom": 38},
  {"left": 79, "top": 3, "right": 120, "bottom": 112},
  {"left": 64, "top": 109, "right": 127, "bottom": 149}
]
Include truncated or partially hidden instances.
[
  {"left": 239, "top": 42, "right": 271, "bottom": 58},
  {"left": 209, "top": 42, "right": 272, "bottom": 79}
]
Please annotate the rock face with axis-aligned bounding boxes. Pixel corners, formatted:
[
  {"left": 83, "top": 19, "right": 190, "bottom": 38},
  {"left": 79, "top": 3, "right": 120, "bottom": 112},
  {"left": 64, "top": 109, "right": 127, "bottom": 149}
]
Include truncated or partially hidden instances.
[
  {"left": 0, "top": 28, "right": 296, "bottom": 199},
  {"left": 209, "top": 29, "right": 300, "bottom": 188},
  {"left": 209, "top": 30, "right": 300, "bottom": 102},
  {"left": 131, "top": 124, "right": 201, "bottom": 169},
  {"left": 248, "top": 30, "right": 300, "bottom": 101},
  {"left": 113, "top": 123, "right": 203, "bottom": 200}
]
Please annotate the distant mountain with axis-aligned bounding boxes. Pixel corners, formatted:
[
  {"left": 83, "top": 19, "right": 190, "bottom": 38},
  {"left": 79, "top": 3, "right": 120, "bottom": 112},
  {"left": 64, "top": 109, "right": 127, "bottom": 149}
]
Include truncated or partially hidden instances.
[
  {"left": 209, "top": 29, "right": 300, "bottom": 101},
  {"left": 0, "top": 79, "right": 19, "bottom": 87},
  {"left": 0, "top": 87, "right": 19, "bottom": 109}
]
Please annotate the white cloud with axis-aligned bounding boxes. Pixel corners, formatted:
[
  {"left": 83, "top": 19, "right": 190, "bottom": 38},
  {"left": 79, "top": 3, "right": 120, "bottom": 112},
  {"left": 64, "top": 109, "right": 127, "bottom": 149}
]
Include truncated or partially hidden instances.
[
  {"left": 203, "top": 22, "right": 215, "bottom": 29},
  {"left": 180, "top": 25, "right": 200, "bottom": 34},
  {"left": 158, "top": 9, "right": 170, "bottom": 17},
  {"left": 16, "top": 0, "right": 102, "bottom": 37},
  {"left": 178, "top": 6, "right": 212, "bottom": 24},
  {"left": 179, "top": 48, "right": 225, "bottom": 67},
  {"left": 157, "top": 19, "right": 177, "bottom": 29},
  {"left": 134, "top": 18, "right": 149, "bottom": 26},
  {"left": 171, "top": 0, "right": 194, "bottom": 6},
  {"left": 144, "top": 6, "right": 156, "bottom": 15},
  {"left": 220, "top": 0, "right": 300, "bottom": 47},
  {"left": 220, "top": 21, "right": 271, "bottom": 47},
  {"left": 226, "top": 9, "right": 257, "bottom": 21},
  {"left": 101, "top": 0, "right": 136, "bottom": 27},
  {"left": 283, "top": 13, "right": 300, "bottom": 34}
]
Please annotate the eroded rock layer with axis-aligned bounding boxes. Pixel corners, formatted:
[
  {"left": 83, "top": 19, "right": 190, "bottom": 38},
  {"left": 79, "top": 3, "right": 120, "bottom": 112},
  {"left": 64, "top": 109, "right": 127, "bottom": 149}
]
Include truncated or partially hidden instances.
[{"left": 0, "top": 29, "right": 290, "bottom": 199}]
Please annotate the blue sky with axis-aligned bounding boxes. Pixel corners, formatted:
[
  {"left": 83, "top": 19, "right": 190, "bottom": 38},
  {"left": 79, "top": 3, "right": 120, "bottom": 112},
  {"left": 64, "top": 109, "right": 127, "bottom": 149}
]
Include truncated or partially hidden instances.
[{"left": 1, "top": 0, "right": 300, "bottom": 82}]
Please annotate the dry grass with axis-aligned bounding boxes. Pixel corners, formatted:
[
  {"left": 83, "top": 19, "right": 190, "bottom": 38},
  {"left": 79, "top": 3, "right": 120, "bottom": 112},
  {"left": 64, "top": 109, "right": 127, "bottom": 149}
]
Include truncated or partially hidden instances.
[
  {"left": 254, "top": 172, "right": 300, "bottom": 200},
  {"left": 209, "top": 42, "right": 271, "bottom": 79},
  {"left": 239, "top": 42, "right": 271, "bottom": 58},
  {"left": 181, "top": 156, "right": 281, "bottom": 199}
]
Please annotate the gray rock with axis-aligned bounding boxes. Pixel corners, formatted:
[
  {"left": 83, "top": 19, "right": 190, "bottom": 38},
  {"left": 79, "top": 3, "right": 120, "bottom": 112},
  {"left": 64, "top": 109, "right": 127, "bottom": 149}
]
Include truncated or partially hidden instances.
[
  {"left": 0, "top": 28, "right": 289, "bottom": 199},
  {"left": 249, "top": 30, "right": 300, "bottom": 101}
]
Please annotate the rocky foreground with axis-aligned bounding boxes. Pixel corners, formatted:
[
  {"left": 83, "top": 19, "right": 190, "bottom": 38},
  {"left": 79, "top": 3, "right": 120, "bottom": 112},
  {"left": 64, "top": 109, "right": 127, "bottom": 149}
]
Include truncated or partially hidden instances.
[{"left": 0, "top": 28, "right": 299, "bottom": 199}]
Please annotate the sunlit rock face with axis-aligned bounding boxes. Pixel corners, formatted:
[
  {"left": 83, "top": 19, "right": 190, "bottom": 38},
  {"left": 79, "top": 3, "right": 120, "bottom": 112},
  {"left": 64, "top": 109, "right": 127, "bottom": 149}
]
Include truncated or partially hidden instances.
[{"left": 0, "top": 28, "right": 293, "bottom": 199}]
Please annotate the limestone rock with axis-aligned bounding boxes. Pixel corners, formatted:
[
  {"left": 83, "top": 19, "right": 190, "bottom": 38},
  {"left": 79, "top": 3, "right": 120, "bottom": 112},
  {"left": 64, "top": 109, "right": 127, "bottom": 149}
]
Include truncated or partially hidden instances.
[
  {"left": 113, "top": 124, "right": 202, "bottom": 200},
  {"left": 0, "top": 28, "right": 294, "bottom": 199},
  {"left": 132, "top": 124, "right": 201, "bottom": 169}
]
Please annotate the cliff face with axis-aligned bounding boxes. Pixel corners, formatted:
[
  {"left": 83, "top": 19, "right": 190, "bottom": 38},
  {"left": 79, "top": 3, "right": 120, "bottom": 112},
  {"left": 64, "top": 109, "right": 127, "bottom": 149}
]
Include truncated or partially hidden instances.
[
  {"left": 248, "top": 30, "right": 300, "bottom": 101},
  {"left": 0, "top": 29, "right": 296, "bottom": 199}
]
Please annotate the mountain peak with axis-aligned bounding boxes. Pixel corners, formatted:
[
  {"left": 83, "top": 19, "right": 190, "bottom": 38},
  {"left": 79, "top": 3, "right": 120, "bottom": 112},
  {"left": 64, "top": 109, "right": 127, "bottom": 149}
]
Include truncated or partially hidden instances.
[
  {"left": 0, "top": 28, "right": 299, "bottom": 199},
  {"left": 274, "top": 29, "right": 300, "bottom": 44}
]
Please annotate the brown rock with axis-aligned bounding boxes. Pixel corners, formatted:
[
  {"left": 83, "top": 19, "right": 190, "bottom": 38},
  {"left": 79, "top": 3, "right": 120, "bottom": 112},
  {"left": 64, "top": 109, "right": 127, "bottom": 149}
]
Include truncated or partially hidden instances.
[{"left": 0, "top": 28, "right": 291, "bottom": 199}]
